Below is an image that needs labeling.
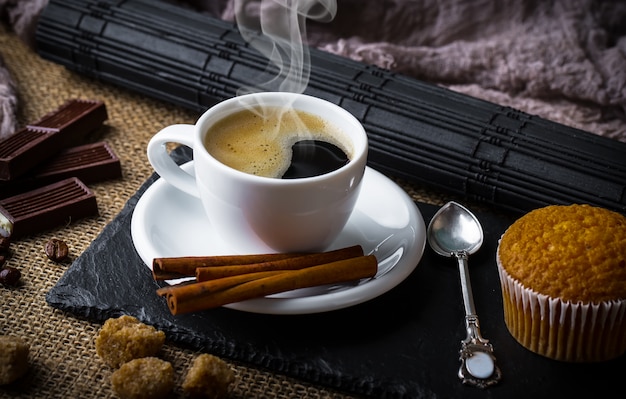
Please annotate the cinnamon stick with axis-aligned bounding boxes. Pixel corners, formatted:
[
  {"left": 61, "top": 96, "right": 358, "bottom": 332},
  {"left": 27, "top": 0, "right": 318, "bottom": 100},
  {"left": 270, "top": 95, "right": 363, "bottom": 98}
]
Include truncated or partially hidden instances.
[
  {"left": 195, "top": 245, "right": 364, "bottom": 281},
  {"left": 152, "top": 251, "right": 307, "bottom": 280},
  {"left": 156, "top": 270, "right": 285, "bottom": 297},
  {"left": 161, "top": 255, "right": 378, "bottom": 315}
]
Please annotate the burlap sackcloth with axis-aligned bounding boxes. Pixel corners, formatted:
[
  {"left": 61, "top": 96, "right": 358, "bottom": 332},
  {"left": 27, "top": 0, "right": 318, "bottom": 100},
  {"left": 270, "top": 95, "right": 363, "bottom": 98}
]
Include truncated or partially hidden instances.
[{"left": 0, "top": 24, "right": 446, "bottom": 399}]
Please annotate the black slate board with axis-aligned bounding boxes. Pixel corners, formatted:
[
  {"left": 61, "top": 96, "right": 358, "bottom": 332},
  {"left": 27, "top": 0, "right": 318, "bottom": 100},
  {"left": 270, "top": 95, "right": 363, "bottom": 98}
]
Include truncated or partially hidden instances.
[{"left": 47, "top": 147, "right": 624, "bottom": 398}]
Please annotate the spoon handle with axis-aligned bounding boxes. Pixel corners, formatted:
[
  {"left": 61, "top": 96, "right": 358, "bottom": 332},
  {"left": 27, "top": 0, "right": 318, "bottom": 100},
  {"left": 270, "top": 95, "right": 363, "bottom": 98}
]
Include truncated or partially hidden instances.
[
  {"left": 455, "top": 252, "right": 501, "bottom": 388},
  {"left": 457, "top": 251, "right": 477, "bottom": 317}
]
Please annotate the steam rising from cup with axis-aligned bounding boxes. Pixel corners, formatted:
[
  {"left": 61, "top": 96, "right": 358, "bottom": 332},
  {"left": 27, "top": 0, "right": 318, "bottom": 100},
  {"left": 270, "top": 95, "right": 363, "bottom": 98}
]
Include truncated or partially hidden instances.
[
  {"left": 234, "top": 0, "right": 337, "bottom": 94},
  {"left": 231, "top": 0, "right": 342, "bottom": 177}
]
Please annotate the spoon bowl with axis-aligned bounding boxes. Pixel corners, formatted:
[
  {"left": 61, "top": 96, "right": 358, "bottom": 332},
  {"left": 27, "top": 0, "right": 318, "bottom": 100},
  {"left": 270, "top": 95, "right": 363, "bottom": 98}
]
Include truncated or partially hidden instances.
[
  {"left": 427, "top": 201, "right": 500, "bottom": 388},
  {"left": 427, "top": 202, "right": 483, "bottom": 257}
]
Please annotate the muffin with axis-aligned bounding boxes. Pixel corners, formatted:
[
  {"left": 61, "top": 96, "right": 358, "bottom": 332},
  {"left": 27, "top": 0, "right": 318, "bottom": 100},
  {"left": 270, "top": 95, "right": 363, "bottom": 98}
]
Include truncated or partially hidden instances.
[{"left": 496, "top": 204, "right": 626, "bottom": 362}]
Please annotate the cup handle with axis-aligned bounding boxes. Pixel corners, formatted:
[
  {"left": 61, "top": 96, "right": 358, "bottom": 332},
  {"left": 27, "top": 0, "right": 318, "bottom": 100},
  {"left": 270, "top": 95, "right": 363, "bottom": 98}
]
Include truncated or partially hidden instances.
[{"left": 147, "top": 124, "right": 199, "bottom": 198}]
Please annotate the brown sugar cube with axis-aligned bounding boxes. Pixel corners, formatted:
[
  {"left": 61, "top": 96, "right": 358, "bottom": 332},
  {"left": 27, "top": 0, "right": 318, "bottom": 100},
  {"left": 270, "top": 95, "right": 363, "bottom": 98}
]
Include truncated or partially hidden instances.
[
  {"left": 182, "top": 353, "right": 235, "bottom": 399},
  {"left": 95, "top": 315, "right": 165, "bottom": 368},
  {"left": 0, "top": 336, "right": 29, "bottom": 385},
  {"left": 110, "top": 357, "right": 174, "bottom": 399}
]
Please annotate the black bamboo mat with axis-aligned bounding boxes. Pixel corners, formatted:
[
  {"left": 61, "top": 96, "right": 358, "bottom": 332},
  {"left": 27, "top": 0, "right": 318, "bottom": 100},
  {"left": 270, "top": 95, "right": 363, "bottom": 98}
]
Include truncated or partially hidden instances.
[{"left": 36, "top": 0, "right": 626, "bottom": 218}]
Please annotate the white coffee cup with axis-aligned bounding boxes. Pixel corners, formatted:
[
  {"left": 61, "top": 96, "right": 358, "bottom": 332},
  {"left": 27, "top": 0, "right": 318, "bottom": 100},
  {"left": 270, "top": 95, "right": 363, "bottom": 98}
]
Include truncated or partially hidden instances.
[{"left": 147, "top": 92, "right": 368, "bottom": 253}]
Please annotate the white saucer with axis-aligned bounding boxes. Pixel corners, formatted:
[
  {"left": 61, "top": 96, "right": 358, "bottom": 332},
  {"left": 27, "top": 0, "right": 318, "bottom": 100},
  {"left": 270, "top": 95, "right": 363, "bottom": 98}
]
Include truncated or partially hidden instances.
[{"left": 130, "top": 162, "right": 426, "bottom": 315}]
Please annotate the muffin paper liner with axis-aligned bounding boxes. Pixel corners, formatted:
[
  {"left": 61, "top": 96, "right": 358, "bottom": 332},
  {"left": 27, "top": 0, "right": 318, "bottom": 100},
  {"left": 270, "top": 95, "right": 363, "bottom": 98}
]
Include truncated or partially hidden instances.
[{"left": 496, "top": 246, "right": 626, "bottom": 362}]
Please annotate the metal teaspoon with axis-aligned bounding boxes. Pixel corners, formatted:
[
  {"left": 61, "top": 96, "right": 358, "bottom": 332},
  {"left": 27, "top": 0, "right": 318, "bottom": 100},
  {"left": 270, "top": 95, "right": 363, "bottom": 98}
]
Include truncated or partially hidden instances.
[{"left": 427, "top": 201, "right": 501, "bottom": 388}]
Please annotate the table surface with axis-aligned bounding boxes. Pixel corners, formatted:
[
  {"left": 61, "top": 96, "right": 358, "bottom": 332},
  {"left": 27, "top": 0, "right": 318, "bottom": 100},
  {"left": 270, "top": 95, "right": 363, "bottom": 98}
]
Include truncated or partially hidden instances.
[
  {"left": 6, "top": 22, "right": 624, "bottom": 399},
  {"left": 0, "top": 26, "right": 452, "bottom": 399}
]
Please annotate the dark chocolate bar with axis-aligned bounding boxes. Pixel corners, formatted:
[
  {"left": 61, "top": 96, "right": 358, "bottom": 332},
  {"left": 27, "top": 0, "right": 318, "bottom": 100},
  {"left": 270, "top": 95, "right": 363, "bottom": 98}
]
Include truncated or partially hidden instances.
[
  {"left": 0, "top": 142, "right": 122, "bottom": 198},
  {"left": 0, "top": 177, "right": 98, "bottom": 238},
  {"left": 0, "top": 99, "right": 108, "bottom": 181}
]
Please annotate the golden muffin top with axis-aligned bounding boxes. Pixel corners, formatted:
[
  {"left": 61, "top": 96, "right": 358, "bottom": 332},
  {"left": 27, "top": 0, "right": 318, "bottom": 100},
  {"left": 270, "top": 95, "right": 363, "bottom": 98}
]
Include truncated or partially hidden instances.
[{"left": 498, "top": 204, "right": 626, "bottom": 303}]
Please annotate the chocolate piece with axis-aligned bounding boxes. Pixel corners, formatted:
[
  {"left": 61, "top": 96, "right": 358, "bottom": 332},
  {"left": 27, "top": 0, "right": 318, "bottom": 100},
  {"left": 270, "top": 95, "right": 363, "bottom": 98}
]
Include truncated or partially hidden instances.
[
  {"left": 0, "top": 142, "right": 122, "bottom": 197},
  {"left": 0, "top": 177, "right": 98, "bottom": 238},
  {"left": 0, "top": 99, "right": 108, "bottom": 181}
]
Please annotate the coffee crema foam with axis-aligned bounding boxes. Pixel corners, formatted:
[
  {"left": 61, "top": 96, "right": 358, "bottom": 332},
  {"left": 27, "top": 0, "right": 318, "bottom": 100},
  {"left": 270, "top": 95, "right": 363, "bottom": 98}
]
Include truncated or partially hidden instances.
[{"left": 204, "top": 106, "right": 353, "bottom": 178}]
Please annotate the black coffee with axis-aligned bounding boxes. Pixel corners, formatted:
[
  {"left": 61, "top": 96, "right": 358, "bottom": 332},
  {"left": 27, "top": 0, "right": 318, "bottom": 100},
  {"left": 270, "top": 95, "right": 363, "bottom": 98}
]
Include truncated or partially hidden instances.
[
  {"left": 203, "top": 106, "right": 353, "bottom": 178},
  {"left": 282, "top": 140, "right": 349, "bottom": 179}
]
